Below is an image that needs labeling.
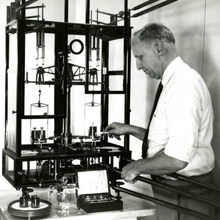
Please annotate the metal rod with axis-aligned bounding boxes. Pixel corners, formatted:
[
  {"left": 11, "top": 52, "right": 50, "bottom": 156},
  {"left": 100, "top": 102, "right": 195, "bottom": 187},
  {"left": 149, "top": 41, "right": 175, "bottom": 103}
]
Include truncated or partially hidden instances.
[
  {"left": 138, "top": 175, "right": 220, "bottom": 207},
  {"left": 96, "top": 13, "right": 100, "bottom": 61},
  {"left": 96, "top": 7, "right": 99, "bottom": 25},
  {"left": 92, "top": 36, "right": 96, "bottom": 50},
  {"left": 26, "top": 5, "right": 44, "bottom": 9},
  {"left": 17, "top": 0, "right": 38, "bottom": 10},
  {"left": 112, "top": 186, "right": 219, "bottom": 220},
  {"left": 131, "top": 0, "right": 178, "bottom": 18},
  {"left": 171, "top": 173, "right": 220, "bottom": 192},
  {"left": 64, "top": 0, "right": 68, "bottom": 22},
  {"left": 110, "top": 167, "right": 220, "bottom": 208},
  {"left": 85, "top": 0, "right": 90, "bottom": 24},
  {"left": 96, "top": 131, "right": 109, "bottom": 135},
  {"left": 37, "top": 6, "right": 39, "bottom": 20},
  {"left": 96, "top": 9, "right": 115, "bottom": 17},
  {"left": 114, "top": 0, "right": 178, "bottom": 22},
  {"left": 42, "top": 3, "right": 44, "bottom": 20},
  {"left": 131, "top": 0, "right": 160, "bottom": 11},
  {"left": 90, "top": 20, "right": 107, "bottom": 25},
  {"left": 124, "top": 0, "right": 130, "bottom": 151},
  {"left": 25, "top": 15, "right": 39, "bottom": 19},
  {"left": 125, "top": 158, "right": 220, "bottom": 192}
]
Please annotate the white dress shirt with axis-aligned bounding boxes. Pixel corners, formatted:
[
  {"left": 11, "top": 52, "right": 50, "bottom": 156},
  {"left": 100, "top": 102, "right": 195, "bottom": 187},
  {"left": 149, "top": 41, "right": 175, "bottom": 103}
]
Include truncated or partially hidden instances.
[{"left": 148, "top": 57, "right": 215, "bottom": 176}]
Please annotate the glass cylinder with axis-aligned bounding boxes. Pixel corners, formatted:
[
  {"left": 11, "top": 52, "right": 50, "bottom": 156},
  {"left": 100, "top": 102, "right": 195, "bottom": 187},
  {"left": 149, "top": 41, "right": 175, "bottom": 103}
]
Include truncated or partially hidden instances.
[
  {"left": 84, "top": 95, "right": 101, "bottom": 138},
  {"left": 30, "top": 102, "right": 49, "bottom": 144}
]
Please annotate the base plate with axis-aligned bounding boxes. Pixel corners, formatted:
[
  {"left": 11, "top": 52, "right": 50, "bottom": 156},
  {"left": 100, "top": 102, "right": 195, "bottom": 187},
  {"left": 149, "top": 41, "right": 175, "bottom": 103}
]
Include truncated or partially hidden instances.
[{"left": 8, "top": 199, "right": 51, "bottom": 219}]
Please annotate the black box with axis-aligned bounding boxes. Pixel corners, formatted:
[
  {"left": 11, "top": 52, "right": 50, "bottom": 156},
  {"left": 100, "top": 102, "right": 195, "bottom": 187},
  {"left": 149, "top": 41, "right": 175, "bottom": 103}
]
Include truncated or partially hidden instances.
[{"left": 76, "top": 169, "right": 123, "bottom": 213}]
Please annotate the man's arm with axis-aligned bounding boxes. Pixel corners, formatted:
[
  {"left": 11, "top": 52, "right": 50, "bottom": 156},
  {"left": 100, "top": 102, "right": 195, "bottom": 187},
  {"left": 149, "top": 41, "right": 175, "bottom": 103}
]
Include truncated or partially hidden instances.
[{"left": 121, "top": 153, "right": 188, "bottom": 183}]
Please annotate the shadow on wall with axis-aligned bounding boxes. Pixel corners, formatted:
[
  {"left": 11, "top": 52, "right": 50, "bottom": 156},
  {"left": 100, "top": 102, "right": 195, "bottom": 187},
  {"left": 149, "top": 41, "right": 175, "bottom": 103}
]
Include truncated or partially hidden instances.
[
  {"left": 176, "top": 30, "right": 204, "bottom": 75},
  {"left": 207, "top": 57, "right": 220, "bottom": 186},
  {"left": 200, "top": 34, "right": 220, "bottom": 186}
]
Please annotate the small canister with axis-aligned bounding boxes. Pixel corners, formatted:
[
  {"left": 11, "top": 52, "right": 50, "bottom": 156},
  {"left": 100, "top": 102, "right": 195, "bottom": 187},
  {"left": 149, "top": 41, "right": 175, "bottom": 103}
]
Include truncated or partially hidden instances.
[
  {"left": 19, "top": 195, "right": 29, "bottom": 208},
  {"left": 88, "top": 126, "right": 97, "bottom": 137},
  {"left": 31, "top": 195, "right": 40, "bottom": 208}
]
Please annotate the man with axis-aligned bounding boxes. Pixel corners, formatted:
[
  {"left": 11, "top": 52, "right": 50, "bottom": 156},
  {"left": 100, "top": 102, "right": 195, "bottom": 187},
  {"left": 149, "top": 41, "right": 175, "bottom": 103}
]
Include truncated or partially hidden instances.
[{"left": 105, "top": 23, "right": 215, "bottom": 220}]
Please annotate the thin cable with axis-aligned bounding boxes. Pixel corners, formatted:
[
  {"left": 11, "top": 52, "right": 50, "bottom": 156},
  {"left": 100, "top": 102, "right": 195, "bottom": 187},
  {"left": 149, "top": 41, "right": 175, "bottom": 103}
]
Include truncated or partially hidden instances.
[{"left": 201, "top": 0, "right": 207, "bottom": 78}]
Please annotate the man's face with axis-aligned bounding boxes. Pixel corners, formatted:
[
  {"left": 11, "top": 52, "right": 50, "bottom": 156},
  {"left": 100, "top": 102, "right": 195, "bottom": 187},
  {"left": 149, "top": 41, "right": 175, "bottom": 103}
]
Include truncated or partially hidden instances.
[{"left": 132, "top": 37, "right": 162, "bottom": 80}]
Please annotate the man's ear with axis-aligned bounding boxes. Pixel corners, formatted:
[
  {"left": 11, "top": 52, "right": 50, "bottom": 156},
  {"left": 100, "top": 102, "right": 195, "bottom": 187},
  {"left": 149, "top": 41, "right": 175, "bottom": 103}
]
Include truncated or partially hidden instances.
[{"left": 154, "top": 40, "right": 163, "bottom": 54}]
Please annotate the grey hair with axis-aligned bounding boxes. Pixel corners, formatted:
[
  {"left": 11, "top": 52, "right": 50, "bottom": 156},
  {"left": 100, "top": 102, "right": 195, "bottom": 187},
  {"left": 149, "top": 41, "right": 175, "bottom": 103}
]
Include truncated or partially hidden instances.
[{"left": 133, "top": 23, "right": 175, "bottom": 44}]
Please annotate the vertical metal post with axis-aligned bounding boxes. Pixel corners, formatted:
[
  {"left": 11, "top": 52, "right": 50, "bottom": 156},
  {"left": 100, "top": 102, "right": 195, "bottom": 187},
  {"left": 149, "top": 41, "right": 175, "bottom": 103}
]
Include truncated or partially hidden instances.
[
  {"left": 5, "top": 26, "right": 9, "bottom": 151},
  {"left": 124, "top": 0, "right": 131, "bottom": 151},
  {"left": 85, "top": 0, "right": 90, "bottom": 24},
  {"left": 101, "top": 41, "right": 109, "bottom": 145},
  {"left": 85, "top": 0, "right": 90, "bottom": 92},
  {"left": 14, "top": 159, "right": 23, "bottom": 187},
  {"left": 63, "top": 21, "right": 71, "bottom": 141},
  {"left": 54, "top": 25, "right": 66, "bottom": 137},
  {"left": 17, "top": 20, "right": 26, "bottom": 156},
  {"left": 64, "top": 0, "right": 69, "bottom": 22}
]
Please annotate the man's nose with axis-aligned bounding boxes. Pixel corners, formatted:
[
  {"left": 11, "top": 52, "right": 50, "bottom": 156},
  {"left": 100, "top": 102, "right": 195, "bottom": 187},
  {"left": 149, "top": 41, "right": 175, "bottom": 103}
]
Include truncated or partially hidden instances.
[{"left": 136, "top": 60, "right": 142, "bottom": 70}]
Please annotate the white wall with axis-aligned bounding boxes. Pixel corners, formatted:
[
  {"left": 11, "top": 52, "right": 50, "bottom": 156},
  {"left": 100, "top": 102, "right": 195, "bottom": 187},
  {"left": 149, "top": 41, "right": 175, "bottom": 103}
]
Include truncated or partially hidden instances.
[{"left": 204, "top": 0, "right": 220, "bottom": 184}]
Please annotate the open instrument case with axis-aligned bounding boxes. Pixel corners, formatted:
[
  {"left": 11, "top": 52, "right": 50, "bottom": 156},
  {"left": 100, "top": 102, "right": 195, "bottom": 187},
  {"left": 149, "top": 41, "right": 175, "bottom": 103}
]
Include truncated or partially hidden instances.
[{"left": 76, "top": 169, "right": 123, "bottom": 213}]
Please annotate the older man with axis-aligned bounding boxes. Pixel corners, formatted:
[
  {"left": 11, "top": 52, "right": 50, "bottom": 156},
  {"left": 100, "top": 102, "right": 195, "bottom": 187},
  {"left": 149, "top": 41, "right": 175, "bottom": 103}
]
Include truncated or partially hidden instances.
[{"left": 105, "top": 23, "right": 215, "bottom": 220}]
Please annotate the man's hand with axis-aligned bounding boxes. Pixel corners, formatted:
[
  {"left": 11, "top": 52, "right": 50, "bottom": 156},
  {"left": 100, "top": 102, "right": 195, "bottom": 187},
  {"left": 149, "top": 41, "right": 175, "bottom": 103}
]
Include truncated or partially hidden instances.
[
  {"left": 105, "top": 122, "right": 129, "bottom": 140},
  {"left": 121, "top": 161, "right": 140, "bottom": 184}
]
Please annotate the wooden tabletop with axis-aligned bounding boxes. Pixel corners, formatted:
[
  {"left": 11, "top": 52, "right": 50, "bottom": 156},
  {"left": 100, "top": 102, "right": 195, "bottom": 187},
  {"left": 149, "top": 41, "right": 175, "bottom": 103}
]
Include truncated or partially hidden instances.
[{"left": 0, "top": 187, "right": 155, "bottom": 220}]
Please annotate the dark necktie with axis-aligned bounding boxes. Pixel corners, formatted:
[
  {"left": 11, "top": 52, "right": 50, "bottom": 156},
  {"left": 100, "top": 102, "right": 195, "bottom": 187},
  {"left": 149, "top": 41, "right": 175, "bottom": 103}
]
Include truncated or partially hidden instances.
[{"left": 142, "top": 82, "right": 163, "bottom": 159}]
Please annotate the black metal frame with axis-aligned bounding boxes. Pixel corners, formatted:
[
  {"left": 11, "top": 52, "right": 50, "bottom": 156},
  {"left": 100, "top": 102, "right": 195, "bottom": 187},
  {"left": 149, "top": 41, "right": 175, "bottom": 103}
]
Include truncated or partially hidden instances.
[
  {"left": 3, "top": 0, "right": 132, "bottom": 189},
  {"left": 130, "top": 0, "right": 179, "bottom": 18}
]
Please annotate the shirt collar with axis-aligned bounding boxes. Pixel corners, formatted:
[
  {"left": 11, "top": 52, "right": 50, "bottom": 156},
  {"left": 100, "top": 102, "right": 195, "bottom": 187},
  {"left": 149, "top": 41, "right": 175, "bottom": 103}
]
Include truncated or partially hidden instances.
[{"left": 161, "top": 57, "right": 184, "bottom": 87}]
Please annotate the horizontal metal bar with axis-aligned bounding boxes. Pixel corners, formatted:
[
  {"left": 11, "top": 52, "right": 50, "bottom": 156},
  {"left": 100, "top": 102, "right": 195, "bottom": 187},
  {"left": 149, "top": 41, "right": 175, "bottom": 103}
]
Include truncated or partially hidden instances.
[
  {"left": 112, "top": 186, "right": 219, "bottom": 220},
  {"left": 131, "top": 0, "right": 178, "bottom": 18},
  {"left": 131, "top": 0, "right": 160, "bottom": 11},
  {"left": 125, "top": 157, "right": 220, "bottom": 192},
  {"left": 170, "top": 173, "right": 220, "bottom": 192},
  {"left": 96, "top": 9, "right": 115, "bottom": 17},
  {"left": 90, "top": 20, "right": 108, "bottom": 25},
  {"left": 85, "top": 90, "right": 125, "bottom": 94},
  {"left": 22, "top": 114, "right": 64, "bottom": 119},
  {"left": 25, "top": 15, "right": 39, "bottom": 19},
  {"left": 108, "top": 70, "right": 124, "bottom": 75},
  {"left": 26, "top": 5, "right": 45, "bottom": 10},
  {"left": 17, "top": 0, "right": 38, "bottom": 10},
  {"left": 138, "top": 175, "right": 220, "bottom": 207},
  {"left": 110, "top": 166, "right": 220, "bottom": 208}
]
